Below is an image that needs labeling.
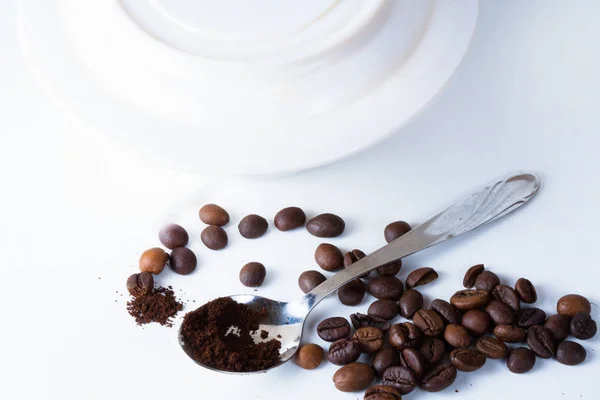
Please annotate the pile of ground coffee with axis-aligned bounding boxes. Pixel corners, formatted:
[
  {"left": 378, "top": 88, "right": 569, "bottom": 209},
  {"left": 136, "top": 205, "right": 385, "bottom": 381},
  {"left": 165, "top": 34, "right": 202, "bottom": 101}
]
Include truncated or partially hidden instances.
[
  {"left": 180, "top": 297, "right": 282, "bottom": 372},
  {"left": 127, "top": 286, "right": 183, "bottom": 327}
]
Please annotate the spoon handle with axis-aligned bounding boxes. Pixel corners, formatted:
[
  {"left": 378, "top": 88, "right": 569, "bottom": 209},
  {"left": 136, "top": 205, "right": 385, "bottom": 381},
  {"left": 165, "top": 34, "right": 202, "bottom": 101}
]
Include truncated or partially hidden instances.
[{"left": 304, "top": 172, "right": 541, "bottom": 309}]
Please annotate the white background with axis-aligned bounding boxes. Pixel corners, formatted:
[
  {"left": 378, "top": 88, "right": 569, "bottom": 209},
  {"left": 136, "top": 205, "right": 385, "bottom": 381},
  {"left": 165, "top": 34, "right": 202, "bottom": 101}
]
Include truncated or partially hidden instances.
[{"left": 1, "top": 1, "right": 600, "bottom": 399}]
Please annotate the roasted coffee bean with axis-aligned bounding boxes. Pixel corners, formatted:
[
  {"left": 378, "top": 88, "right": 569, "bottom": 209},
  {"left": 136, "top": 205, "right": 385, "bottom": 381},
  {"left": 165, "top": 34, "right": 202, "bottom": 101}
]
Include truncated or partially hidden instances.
[
  {"left": 368, "top": 299, "right": 399, "bottom": 321},
  {"left": 399, "top": 347, "right": 426, "bottom": 378},
  {"left": 419, "top": 338, "right": 446, "bottom": 364},
  {"left": 377, "top": 259, "right": 402, "bottom": 276},
  {"left": 317, "top": 317, "right": 351, "bottom": 342},
  {"left": 274, "top": 206, "right": 306, "bottom": 231},
  {"left": 517, "top": 307, "right": 546, "bottom": 328},
  {"left": 158, "top": 224, "right": 189, "bottom": 249},
  {"left": 544, "top": 314, "right": 572, "bottom": 341},
  {"left": 389, "top": 322, "right": 422, "bottom": 350},
  {"left": 476, "top": 336, "right": 507, "bottom": 359},
  {"left": 515, "top": 278, "right": 537, "bottom": 304},
  {"left": 450, "top": 290, "right": 490, "bottom": 311},
  {"left": 364, "top": 385, "right": 402, "bottom": 400},
  {"left": 238, "top": 214, "right": 268, "bottom": 239},
  {"left": 371, "top": 347, "right": 400, "bottom": 376},
  {"left": 333, "top": 362, "right": 374, "bottom": 392},
  {"left": 570, "top": 312, "right": 597, "bottom": 340},
  {"left": 344, "top": 249, "right": 370, "bottom": 278},
  {"left": 306, "top": 213, "right": 345, "bottom": 238},
  {"left": 450, "top": 348, "right": 486, "bottom": 372},
  {"left": 239, "top": 262, "right": 266, "bottom": 287},
  {"left": 406, "top": 267, "right": 438, "bottom": 289},
  {"left": 338, "top": 279, "right": 366, "bottom": 305},
  {"left": 350, "top": 313, "right": 391, "bottom": 332},
  {"left": 298, "top": 270, "right": 326, "bottom": 294},
  {"left": 328, "top": 339, "right": 361, "bottom": 365},
  {"left": 382, "top": 366, "right": 417, "bottom": 395},
  {"left": 353, "top": 327, "right": 384, "bottom": 353},
  {"left": 384, "top": 221, "right": 412, "bottom": 243},
  {"left": 494, "top": 325, "right": 527, "bottom": 343},
  {"left": 555, "top": 341, "right": 587, "bottom": 366},
  {"left": 169, "top": 247, "right": 197, "bottom": 275},
  {"left": 420, "top": 363, "right": 457, "bottom": 392},
  {"left": 431, "top": 299, "right": 463, "bottom": 325},
  {"left": 314, "top": 243, "right": 344, "bottom": 272},
  {"left": 463, "top": 264, "right": 485, "bottom": 288},
  {"left": 475, "top": 270, "right": 500, "bottom": 292},
  {"left": 462, "top": 309, "right": 491, "bottom": 336},
  {"left": 368, "top": 276, "right": 404, "bottom": 300},
  {"left": 506, "top": 347, "right": 536, "bottom": 373},
  {"left": 139, "top": 247, "right": 169, "bottom": 274},
  {"left": 294, "top": 343, "right": 323, "bottom": 370},
  {"left": 198, "top": 203, "right": 229, "bottom": 226},
  {"left": 200, "top": 225, "right": 228, "bottom": 250},
  {"left": 527, "top": 325, "right": 556, "bottom": 359},
  {"left": 557, "top": 294, "right": 592, "bottom": 317},
  {"left": 126, "top": 272, "right": 154, "bottom": 297},
  {"left": 398, "top": 289, "right": 423, "bottom": 319},
  {"left": 485, "top": 300, "right": 515, "bottom": 326},
  {"left": 413, "top": 309, "right": 445, "bottom": 337},
  {"left": 492, "top": 284, "right": 521, "bottom": 312},
  {"left": 444, "top": 324, "right": 471, "bottom": 349}
]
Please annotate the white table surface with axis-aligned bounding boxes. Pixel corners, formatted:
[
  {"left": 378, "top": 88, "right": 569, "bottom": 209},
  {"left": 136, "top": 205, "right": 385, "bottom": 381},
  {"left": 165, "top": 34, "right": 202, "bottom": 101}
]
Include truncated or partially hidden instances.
[{"left": 2, "top": 1, "right": 600, "bottom": 399}]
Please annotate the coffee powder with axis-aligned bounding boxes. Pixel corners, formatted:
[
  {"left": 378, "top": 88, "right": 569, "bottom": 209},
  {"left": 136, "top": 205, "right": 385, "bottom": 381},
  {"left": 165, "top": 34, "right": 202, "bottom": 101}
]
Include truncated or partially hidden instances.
[{"left": 126, "top": 286, "right": 183, "bottom": 327}]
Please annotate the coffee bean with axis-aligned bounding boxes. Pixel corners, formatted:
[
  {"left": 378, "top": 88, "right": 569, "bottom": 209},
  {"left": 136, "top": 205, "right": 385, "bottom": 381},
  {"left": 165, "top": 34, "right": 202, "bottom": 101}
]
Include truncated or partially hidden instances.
[
  {"left": 406, "top": 267, "right": 438, "bottom": 289},
  {"left": 507, "top": 347, "right": 536, "bottom": 373},
  {"left": 450, "top": 290, "right": 490, "bottom": 311},
  {"left": 515, "top": 278, "right": 537, "bottom": 304},
  {"left": 462, "top": 309, "right": 491, "bottom": 336},
  {"left": 476, "top": 336, "right": 508, "bottom": 359},
  {"left": 371, "top": 347, "right": 400, "bottom": 376},
  {"left": 298, "top": 270, "right": 326, "bottom": 294},
  {"left": 377, "top": 259, "right": 402, "bottom": 276},
  {"left": 493, "top": 325, "right": 527, "bottom": 343},
  {"left": 485, "top": 300, "right": 515, "bottom": 326},
  {"left": 526, "top": 325, "right": 556, "bottom": 359},
  {"left": 382, "top": 366, "right": 417, "bottom": 395},
  {"left": 139, "top": 247, "right": 169, "bottom": 274},
  {"left": 169, "top": 247, "right": 197, "bottom": 275},
  {"left": 517, "top": 307, "right": 546, "bottom": 328},
  {"left": 555, "top": 341, "right": 587, "bottom": 366},
  {"left": 238, "top": 214, "right": 268, "bottom": 239},
  {"left": 158, "top": 224, "right": 189, "bottom": 249},
  {"left": 557, "top": 294, "right": 592, "bottom": 317},
  {"left": 328, "top": 338, "right": 361, "bottom": 365},
  {"left": 399, "top": 347, "right": 426, "bottom": 378},
  {"left": 306, "top": 213, "right": 345, "bottom": 238},
  {"left": 419, "top": 338, "right": 446, "bottom": 364},
  {"left": 413, "top": 309, "right": 445, "bottom": 337},
  {"left": 420, "top": 363, "right": 457, "bottom": 392},
  {"left": 384, "top": 221, "right": 412, "bottom": 243},
  {"left": 398, "top": 289, "right": 423, "bottom": 319},
  {"left": 333, "top": 362, "right": 374, "bottom": 392},
  {"left": 126, "top": 272, "right": 154, "bottom": 297},
  {"left": 344, "top": 249, "right": 370, "bottom": 278},
  {"left": 389, "top": 322, "right": 422, "bottom": 350},
  {"left": 570, "top": 312, "right": 597, "bottom": 340},
  {"left": 274, "top": 206, "right": 306, "bottom": 231},
  {"left": 294, "top": 343, "right": 323, "bottom": 370},
  {"left": 314, "top": 243, "right": 344, "bottom": 272},
  {"left": 463, "top": 264, "right": 485, "bottom": 288},
  {"left": 492, "top": 284, "right": 521, "bottom": 312},
  {"left": 368, "top": 276, "right": 404, "bottom": 300},
  {"left": 353, "top": 327, "right": 384, "bottom": 353},
  {"left": 450, "top": 348, "right": 486, "bottom": 372},
  {"left": 544, "top": 314, "right": 572, "bottom": 341},
  {"left": 350, "top": 313, "right": 391, "bottom": 332},
  {"left": 338, "top": 279, "right": 366, "bottom": 306},
  {"left": 364, "top": 385, "right": 401, "bottom": 400},
  {"left": 198, "top": 203, "right": 229, "bottom": 226},
  {"left": 368, "top": 299, "right": 399, "bottom": 321},
  {"left": 238, "top": 262, "right": 266, "bottom": 287},
  {"left": 317, "top": 317, "right": 351, "bottom": 342},
  {"left": 200, "top": 225, "right": 228, "bottom": 250},
  {"left": 431, "top": 299, "right": 463, "bottom": 325},
  {"left": 444, "top": 324, "right": 471, "bottom": 349},
  {"left": 475, "top": 270, "right": 500, "bottom": 292}
]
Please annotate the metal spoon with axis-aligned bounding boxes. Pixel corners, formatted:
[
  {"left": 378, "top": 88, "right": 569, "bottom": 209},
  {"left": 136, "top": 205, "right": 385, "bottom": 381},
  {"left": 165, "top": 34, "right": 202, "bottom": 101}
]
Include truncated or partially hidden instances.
[{"left": 179, "top": 172, "right": 540, "bottom": 374}]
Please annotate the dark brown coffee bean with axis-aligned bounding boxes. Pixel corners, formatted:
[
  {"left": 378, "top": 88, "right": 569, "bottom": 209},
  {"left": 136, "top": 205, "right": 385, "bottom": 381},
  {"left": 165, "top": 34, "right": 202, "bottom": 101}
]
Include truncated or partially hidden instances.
[
  {"left": 450, "top": 348, "right": 486, "bottom": 372},
  {"left": 371, "top": 348, "right": 400, "bottom": 376},
  {"left": 476, "top": 336, "right": 507, "bottom": 359},
  {"left": 314, "top": 243, "right": 344, "bottom": 272},
  {"left": 169, "top": 247, "right": 197, "bottom": 275},
  {"left": 431, "top": 299, "right": 463, "bottom": 325},
  {"left": 475, "top": 270, "right": 500, "bottom": 292},
  {"left": 527, "top": 325, "right": 556, "bottom": 359},
  {"left": 485, "top": 300, "right": 515, "bottom": 326},
  {"left": 406, "top": 267, "right": 438, "bottom": 289},
  {"left": 298, "top": 270, "right": 326, "bottom": 294},
  {"left": 200, "top": 225, "right": 228, "bottom": 250},
  {"left": 368, "top": 299, "right": 399, "bottom": 321},
  {"left": 399, "top": 347, "right": 426, "bottom": 378},
  {"left": 557, "top": 294, "right": 591, "bottom": 317},
  {"left": 398, "top": 289, "right": 423, "bottom": 319},
  {"left": 377, "top": 259, "right": 402, "bottom": 276},
  {"left": 544, "top": 314, "right": 572, "bottom": 341},
  {"left": 389, "top": 322, "right": 422, "bottom": 350},
  {"left": 333, "top": 362, "right": 374, "bottom": 392},
  {"left": 294, "top": 343, "right": 323, "bottom": 370},
  {"left": 570, "top": 312, "right": 597, "bottom": 340},
  {"left": 364, "top": 385, "right": 402, "bottom": 400},
  {"left": 238, "top": 214, "right": 268, "bottom": 239},
  {"left": 444, "top": 324, "right": 471, "bottom": 349},
  {"left": 158, "top": 224, "right": 189, "bottom": 249},
  {"left": 368, "top": 276, "right": 404, "bottom": 300},
  {"left": 413, "top": 309, "right": 445, "bottom": 337},
  {"left": 463, "top": 264, "right": 485, "bottom": 288},
  {"left": 338, "top": 279, "right": 366, "bottom": 306},
  {"left": 350, "top": 313, "right": 391, "bottom": 332},
  {"left": 420, "top": 363, "right": 457, "bottom": 392},
  {"left": 239, "top": 262, "right": 266, "bottom": 287},
  {"left": 274, "top": 206, "right": 306, "bottom": 231},
  {"left": 198, "top": 203, "right": 229, "bottom": 226},
  {"left": 492, "top": 284, "right": 521, "bottom": 312},
  {"left": 328, "top": 338, "right": 361, "bottom": 365},
  {"left": 462, "top": 309, "right": 491, "bottom": 336},
  {"left": 353, "top": 327, "right": 384, "bottom": 353},
  {"left": 384, "top": 221, "right": 412, "bottom": 243},
  {"left": 343, "top": 249, "right": 370, "bottom": 278},
  {"left": 126, "top": 272, "right": 154, "bottom": 297},
  {"left": 382, "top": 365, "right": 417, "bottom": 395},
  {"left": 419, "top": 338, "right": 446, "bottom": 364},
  {"left": 493, "top": 325, "right": 527, "bottom": 343},
  {"left": 506, "top": 347, "right": 536, "bottom": 373},
  {"left": 139, "top": 248, "right": 169, "bottom": 275},
  {"left": 317, "top": 317, "right": 351, "bottom": 342},
  {"left": 555, "top": 341, "right": 587, "bottom": 366},
  {"left": 515, "top": 278, "right": 537, "bottom": 304},
  {"left": 450, "top": 289, "right": 490, "bottom": 311},
  {"left": 517, "top": 307, "right": 546, "bottom": 328},
  {"left": 306, "top": 213, "right": 345, "bottom": 238}
]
